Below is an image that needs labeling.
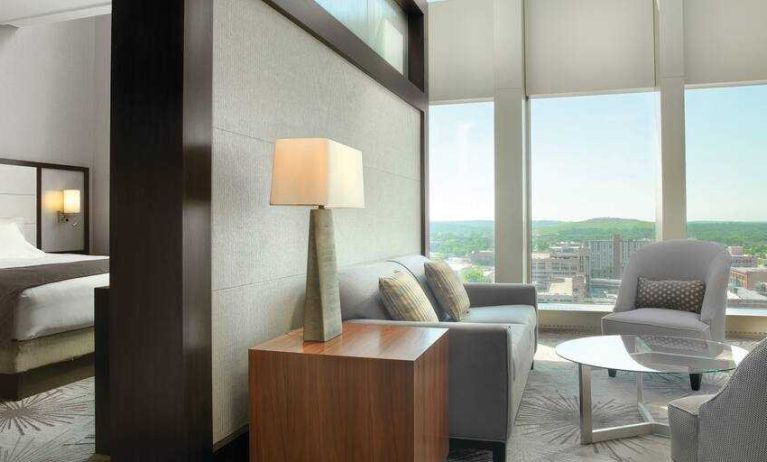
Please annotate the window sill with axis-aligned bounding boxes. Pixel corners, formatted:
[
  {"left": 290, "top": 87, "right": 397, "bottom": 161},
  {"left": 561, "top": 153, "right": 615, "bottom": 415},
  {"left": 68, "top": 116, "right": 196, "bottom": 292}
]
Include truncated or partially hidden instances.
[{"left": 538, "top": 303, "right": 767, "bottom": 336}]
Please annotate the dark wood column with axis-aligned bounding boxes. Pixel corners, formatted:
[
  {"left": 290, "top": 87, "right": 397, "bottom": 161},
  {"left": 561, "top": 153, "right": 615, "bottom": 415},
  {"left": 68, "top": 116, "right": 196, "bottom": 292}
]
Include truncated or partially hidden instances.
[{"left": 109, "top": 0, "right": 212, "bottom": 459}]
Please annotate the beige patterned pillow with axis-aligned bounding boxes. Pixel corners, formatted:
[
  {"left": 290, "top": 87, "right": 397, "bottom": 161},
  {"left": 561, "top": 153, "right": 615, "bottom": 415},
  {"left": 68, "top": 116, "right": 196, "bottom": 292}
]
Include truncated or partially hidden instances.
[
  {"left": 424, "top": 261, "right": 471, "bottom": 321},
  {"left": 379, "top": 271, "right": 439, "bottom": 322},
  {"left": 636, "top": 278, "right": 706, "bottom": 314}
]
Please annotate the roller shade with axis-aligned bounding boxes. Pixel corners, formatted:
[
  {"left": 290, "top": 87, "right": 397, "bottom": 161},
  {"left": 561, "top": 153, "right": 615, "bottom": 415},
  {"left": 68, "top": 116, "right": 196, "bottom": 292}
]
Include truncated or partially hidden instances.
[
  {"left": 684, "top": 0, "right": 767, "bottom": 86},
  {"left": 428, "top": 0, "right": 495, "bottom": 103},
  {"left": 525, "top": 0, "right": 655, "bottom": 97}
]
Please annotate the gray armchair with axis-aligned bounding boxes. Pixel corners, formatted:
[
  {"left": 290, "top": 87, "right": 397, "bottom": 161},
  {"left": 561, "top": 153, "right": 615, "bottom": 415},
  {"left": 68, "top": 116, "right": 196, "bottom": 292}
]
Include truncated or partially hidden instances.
[
  {"left": 669, "top": 337, "right": 767, "bottom": 462},
  {"left": 602, "top": 240, "right": 732, "bottom": 389}
]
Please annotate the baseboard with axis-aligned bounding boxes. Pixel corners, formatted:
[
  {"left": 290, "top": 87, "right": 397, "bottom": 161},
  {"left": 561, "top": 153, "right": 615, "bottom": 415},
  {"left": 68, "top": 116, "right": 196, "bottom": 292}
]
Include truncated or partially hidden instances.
[
  {"left": 0, "top": 353, "right": 94, "bottom": 401},
  {"left": 213, "top": 425, "right": 249, "bottom": 461}
]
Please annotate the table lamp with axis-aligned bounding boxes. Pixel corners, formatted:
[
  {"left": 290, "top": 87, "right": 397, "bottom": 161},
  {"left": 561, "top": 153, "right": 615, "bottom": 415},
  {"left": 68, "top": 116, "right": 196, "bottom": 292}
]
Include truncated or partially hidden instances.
[{"left": 270, "top": 138, "right": 365, "bottom": 342}]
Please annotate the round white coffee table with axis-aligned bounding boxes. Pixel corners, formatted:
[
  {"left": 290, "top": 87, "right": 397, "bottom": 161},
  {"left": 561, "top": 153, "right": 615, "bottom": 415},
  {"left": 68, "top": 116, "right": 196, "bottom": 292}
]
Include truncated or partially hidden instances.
[{"left": 556, "top": 335, "right": 748, "bottom": 445}]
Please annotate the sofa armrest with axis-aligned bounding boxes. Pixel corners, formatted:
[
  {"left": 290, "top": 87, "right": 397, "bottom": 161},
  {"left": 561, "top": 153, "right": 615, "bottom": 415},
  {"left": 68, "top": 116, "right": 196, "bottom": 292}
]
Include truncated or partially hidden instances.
[
  {"left": 465, "top": 283, "right": 537, "bottom": 309},
  {"left": 348, "top": 319, "right": 514, "bottom": 442}
]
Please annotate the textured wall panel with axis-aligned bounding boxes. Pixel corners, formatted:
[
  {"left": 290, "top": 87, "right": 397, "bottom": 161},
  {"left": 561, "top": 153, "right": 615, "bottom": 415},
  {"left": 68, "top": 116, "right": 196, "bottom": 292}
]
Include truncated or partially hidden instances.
[{"left": 212, "top": 0, "right": 422, "bottom": 443}]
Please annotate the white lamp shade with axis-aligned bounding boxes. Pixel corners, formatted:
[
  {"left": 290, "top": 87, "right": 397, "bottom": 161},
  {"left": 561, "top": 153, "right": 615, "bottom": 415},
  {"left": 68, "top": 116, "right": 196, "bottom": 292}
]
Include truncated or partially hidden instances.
[
  {"left": 270, "top": 138, "right": 365, "bottom": 208},
  {"left": 63, "top": 189, "right": 81, "bottom": 214}
]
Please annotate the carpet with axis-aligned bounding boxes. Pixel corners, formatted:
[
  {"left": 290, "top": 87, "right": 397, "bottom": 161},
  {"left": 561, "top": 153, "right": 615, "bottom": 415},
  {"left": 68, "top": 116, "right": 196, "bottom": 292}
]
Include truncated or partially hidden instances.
[{"left": 0, "top": 331, "right": 758, "bottom": 462}]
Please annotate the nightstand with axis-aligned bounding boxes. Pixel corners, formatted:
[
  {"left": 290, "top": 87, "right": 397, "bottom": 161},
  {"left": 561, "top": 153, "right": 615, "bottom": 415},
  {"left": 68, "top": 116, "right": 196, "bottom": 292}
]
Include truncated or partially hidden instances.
[{"left": 249, "top": 322, "right": 449, "bottom": 462}]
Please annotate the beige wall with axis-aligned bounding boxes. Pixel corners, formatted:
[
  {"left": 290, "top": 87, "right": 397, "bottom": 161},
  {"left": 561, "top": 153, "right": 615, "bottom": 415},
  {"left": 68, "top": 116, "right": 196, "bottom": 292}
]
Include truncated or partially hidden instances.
[{"left": 211, "top": 0, "right": 422, "bottom": 443}]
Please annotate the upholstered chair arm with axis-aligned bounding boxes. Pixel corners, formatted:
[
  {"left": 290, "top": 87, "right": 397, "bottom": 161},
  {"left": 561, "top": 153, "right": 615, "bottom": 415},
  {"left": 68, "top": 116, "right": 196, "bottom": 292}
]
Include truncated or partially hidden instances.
[
  {"left": 613, "top": 258, "right": 641, "bottom": 312},
  {"left": 349, "top": 319, "right": 514, "bottom": 442},
  {"left": 464, "top": 283, "right": 537, "bottom": 309},
  {"left": 697, "top": 339, "right": 767, "bottom": 461},
  {"left": 699, "top": 249, "right": 732, "bottom": 342}
]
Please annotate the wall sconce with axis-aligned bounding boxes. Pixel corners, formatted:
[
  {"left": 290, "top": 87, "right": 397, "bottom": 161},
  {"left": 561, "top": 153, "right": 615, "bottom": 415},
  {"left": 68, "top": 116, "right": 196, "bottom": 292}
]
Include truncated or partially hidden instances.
[{"left": 58, "top": 189, "right": 81, "bottom": 225}]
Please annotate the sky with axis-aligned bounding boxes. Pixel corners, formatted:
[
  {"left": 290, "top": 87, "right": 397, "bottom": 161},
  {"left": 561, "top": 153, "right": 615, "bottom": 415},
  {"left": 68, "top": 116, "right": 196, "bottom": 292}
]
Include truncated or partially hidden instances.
[{"left": 429, "top": 85, "right": 767, "bottom": 223}]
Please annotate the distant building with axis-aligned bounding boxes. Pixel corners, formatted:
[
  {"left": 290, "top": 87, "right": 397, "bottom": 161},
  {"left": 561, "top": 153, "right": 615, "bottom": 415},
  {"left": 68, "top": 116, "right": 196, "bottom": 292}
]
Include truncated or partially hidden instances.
[
  {"left": 730, "top": 267, "right": 767, "bottom": 291},
  {"left": 727, "top": 246, "right": 758, "bottom": 267},
  {"left": 728, "top": 246, "right": 745, "bottom": 256},
  {"left": 532, "top": 243, "right": 590, "bottom": 301},
  {"left": 538, "top": 275, "right": 588, "bottom": 303},
  {"left": 731, "top": 254, "right": 759, "bottom": 268},
  {"left": 470, "top": 250, "right": 495, "bottom": 266},
  {"left": 586, "top": 235, "right": 651, "bottom": 279}
]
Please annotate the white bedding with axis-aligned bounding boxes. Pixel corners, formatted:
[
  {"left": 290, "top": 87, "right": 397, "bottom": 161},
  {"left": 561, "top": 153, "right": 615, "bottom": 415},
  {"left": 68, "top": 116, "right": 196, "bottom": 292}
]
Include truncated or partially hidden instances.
[{"left": 1, "top": 254, "right": 109, "bottom": 341}]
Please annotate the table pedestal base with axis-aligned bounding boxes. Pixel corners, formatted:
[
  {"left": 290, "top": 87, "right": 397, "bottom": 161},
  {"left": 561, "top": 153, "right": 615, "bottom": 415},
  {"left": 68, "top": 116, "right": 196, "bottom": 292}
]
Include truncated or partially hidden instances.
[{"left": 578, "top": 365, "right": 670, "bottom": 445}]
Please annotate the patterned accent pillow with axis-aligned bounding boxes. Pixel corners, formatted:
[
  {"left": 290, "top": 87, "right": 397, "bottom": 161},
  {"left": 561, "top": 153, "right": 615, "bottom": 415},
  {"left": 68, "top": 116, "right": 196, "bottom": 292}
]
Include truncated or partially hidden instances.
[
  {"left": 424, "top": 261, "right": 470, "bottom": 321},
  {"left": 635, "top": 278, "right": 706, "bottom": 314},
  {"left": 379, "top": 271, "right": 439, "bottom": 322}
]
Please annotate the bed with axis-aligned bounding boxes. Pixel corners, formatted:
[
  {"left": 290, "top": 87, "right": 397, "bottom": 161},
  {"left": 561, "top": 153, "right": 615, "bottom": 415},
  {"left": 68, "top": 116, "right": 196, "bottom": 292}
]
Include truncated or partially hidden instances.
[{"left": 0, "top": 218, "right": 108, "bottom": 399}]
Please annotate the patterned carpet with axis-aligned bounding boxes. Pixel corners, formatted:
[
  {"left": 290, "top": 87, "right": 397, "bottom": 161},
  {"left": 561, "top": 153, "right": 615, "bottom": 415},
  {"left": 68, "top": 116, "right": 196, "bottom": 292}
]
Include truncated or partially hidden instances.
[{"left": 0, "top": 331, "right": 759, "bottom": 462}]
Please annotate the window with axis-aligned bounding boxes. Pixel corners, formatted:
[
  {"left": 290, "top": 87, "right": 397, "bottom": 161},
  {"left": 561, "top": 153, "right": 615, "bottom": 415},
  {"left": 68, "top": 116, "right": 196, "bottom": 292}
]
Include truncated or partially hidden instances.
[
  {"left": 314, "top": 0, "right": 409, "bottom": 74},
  {"left": 686, "top": 85, "right": 767, "bottom": 310},
  {"left": 429, "top": 102, "right": 495, "bottom": 282},
  {"left": 530, "top": 92, "right": 659, "bottom": 305}
]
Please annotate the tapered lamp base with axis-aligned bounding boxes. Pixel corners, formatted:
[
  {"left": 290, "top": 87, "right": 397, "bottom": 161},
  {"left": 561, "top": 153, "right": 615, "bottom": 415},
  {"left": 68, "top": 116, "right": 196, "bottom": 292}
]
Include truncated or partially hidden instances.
[{"left": 303, "top": 208, "right": 342, "bottom": 342}]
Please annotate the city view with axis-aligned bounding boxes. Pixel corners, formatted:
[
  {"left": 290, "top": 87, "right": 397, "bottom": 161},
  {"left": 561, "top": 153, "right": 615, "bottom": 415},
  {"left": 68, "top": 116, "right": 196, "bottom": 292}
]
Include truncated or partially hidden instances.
[
  {"left": 429, "top": 87, "right": 767, "bottom": 311},
  {"left": 430, "top": 219, "right": 767, "bottom": 309}
]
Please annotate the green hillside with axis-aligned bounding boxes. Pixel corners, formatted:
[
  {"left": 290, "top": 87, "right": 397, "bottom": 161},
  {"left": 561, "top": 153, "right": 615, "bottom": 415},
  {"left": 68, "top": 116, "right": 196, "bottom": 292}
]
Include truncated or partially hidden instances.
[
  {"left": 532, "top": 218, "right": 655, "bottom": 251},
  {"left": 430, "top": 218, "right": 767, "bottom": 258}
]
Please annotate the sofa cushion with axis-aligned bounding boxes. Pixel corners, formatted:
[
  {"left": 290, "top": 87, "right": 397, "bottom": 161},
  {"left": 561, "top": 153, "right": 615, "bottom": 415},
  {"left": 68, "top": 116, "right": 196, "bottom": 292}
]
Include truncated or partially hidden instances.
[
  {"left": 388, "top": 255, "right": 446, "bottom": 320},
  {"left": 338, "top": 261, "right": 404, "bottom": 320},
  {"left": 425, "top": 261, "right": 470, "bottom": 321},
  {"left": 463, "top": 305, "right": 537, "bottom": 328},
  {"left": 602, "top": 308, "right": 711, "bottom": 339},
  {"left": 379, "top": 271, "right": 439, "bottom": 322},
  {"left": 636, "top": 277, "right": 706, "bottom": 314}
]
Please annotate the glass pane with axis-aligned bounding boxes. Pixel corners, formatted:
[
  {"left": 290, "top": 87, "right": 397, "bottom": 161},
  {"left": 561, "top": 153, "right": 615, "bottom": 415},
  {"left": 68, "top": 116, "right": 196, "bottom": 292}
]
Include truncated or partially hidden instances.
[
  {"left": 314, "top": 0, "right": 408, "bottom": 75},
  {"left": 530, "top": 92, "right": 659, "bottom": 305},
  {"left": 686, "top": 84, "right": 767, "bottom": 310},
  {"left": 429, "top": 102, "right": 495, "bottom": 282}
]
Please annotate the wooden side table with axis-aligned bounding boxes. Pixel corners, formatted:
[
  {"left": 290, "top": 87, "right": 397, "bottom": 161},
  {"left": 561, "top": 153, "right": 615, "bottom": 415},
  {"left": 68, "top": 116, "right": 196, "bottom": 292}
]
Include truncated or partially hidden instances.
[{"left": 249, "top": 322, "right": 449, "bottom": 462}]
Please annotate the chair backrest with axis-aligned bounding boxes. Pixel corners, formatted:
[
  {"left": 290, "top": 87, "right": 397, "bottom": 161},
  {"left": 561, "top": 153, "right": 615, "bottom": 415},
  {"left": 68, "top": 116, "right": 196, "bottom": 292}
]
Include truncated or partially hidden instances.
[
  {"left": 698, "top": 337, "right": 767, "bottom": 458},
  {"left": 615, "top": 240, "right": 730, "bottom": 313},
  {"left": 627, "top": 239, "right": 727, "bottom": 282}
]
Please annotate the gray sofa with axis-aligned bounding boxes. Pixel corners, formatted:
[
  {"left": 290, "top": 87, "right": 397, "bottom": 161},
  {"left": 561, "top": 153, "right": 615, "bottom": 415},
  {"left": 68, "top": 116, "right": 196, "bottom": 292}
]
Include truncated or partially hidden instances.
[{"left": 338, "top": 255, "right": 538, "bottom": 462}]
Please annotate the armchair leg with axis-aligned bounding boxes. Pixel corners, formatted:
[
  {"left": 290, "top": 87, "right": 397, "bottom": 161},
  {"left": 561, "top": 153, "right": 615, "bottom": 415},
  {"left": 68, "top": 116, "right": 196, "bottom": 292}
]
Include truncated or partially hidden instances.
[
  {"left": 531, "top": 360, "right": 534, "bottom": 370},
  {"left": 690, "top": 373, "right": 702, "bottom": 391},
  {"left": 608, "top": 369, "right": 616, "bottom": 378}
]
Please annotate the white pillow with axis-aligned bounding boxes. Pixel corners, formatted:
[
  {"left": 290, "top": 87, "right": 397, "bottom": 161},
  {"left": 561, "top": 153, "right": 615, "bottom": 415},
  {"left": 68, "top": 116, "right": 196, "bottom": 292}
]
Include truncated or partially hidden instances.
[{"left": 0, "top": 219, "right": 44, "bottom": 258}]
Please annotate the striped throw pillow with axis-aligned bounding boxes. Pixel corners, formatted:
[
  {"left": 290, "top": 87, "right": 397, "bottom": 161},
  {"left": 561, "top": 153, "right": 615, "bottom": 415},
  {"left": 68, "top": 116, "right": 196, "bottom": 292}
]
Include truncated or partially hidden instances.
[
  {"left": 424, "top": 261, "right": 470, "bottom": 321},
  {"left": 379, "top": 271, "right": 439, "bottom": 322}
]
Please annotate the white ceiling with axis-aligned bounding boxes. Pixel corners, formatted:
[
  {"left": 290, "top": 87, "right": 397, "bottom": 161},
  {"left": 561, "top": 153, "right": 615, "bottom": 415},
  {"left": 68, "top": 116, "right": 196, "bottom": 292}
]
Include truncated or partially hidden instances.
[{"left": 0, "top": 0, "right": 111, "bottom": 27}]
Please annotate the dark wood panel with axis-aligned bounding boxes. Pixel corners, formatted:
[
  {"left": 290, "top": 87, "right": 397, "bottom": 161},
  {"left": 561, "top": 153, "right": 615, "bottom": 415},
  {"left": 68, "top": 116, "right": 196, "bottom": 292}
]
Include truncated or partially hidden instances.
[
  {"left": 109, "top": 0, "right": 212, "bottom": 459},
  {"left": 263, "top": 0, "right": 427, "bottom": 112},
  {"left": 94, "top": 286, "right": 110, "bottom": 456},
  {"left": 0, "top": 354, "right": 94, "bottom": 401}
]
